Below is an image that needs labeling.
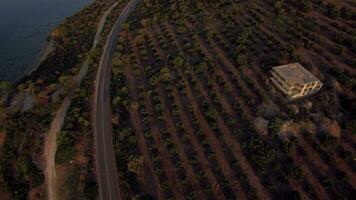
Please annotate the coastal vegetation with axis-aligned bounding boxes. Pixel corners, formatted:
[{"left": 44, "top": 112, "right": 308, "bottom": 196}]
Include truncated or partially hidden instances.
[
  {"left": 54, "top": 1, "right": 132, "bottom": 199},
  {"left": 0, "top": 1, "right": 116, "bottom": 198}
]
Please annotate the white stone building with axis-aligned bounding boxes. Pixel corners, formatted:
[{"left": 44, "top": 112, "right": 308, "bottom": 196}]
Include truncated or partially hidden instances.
[{"left": 270, "top": 63, "right": 322, "bottom": 98}]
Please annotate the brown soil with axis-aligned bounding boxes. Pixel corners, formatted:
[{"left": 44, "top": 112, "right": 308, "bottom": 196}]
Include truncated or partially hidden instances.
[
  {"left": 28, "top": 186, "right": 45, "bottom": 200},
  {"left": 0, "top": 192, "right": 11, "bottom": 200},
  {"left": 148, "top": 26, "right": 248, "bottom": 199},
  {"left": 294, "top": 153, "right": 330, "bottom": 200},
  {"left": 157, "top": 83, "right": 207, "bottom": 199},
  {"left": 126, "top": 31, "right": 165, "bottom": 200}
]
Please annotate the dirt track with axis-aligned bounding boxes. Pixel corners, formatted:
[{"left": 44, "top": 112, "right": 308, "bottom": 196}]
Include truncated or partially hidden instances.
[{"left": 43, "top": 3, "right": 118, "bottom": 200}]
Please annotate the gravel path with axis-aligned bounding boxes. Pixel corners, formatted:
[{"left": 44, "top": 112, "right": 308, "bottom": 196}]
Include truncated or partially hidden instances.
[{"left": 43, "top": 3, "right": 118, "bottom": 200}]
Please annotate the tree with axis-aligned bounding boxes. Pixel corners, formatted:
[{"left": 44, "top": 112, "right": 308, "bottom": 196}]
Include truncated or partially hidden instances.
[
  {"left": 243, "top": 137, "right": 276, "bottom": 168},
  {"left": 140, "top": 19, "right": 149, "bottom": 27},
  {"left": 84, "top": 173, "right": 98, "bottom": 200},
  {"left": 36, "top": 91, "right": 49, "bottom": 106},
  {"left": 27, "top": 81, "right": 37, "bottom": 95},
  {"left": 17, "top": 83, "right": 26, "bottom": 93},
  {"left": 347, "top": 120, "right": 356, "bottom": 135},
  {"left": 326, "top": 3, "right": 340, "bottom": 18},
  {"left": 274, "top": 1, "right": 283, "bottom": 14},
  {"left": 159, "top": 67, "right": 170, "bottom": 82},
  {"left": 0, "top": 106, "right": 7, "bottom": 129},
  {"left": 47, "top": 83, "right": 58, "bottom": 93},
  {"left": 235, "top": 54, "right": 248, "bottom": 66},
  {"left": 340, "top": 6, "right": 353, "bottom": 20},
  {"left": 51, "top": 26, "right": 64, "bottom": 39},
  {"left": 283, "top": 140, "right": 296, "bottom": 155},
  {"left": 59, "top": 75, "right": 76, "bottom": 91},
  {"left": 195, "top": 62, "right": 208, "bottom": 73},
  {"left": 172, "top": 56, "right": 184, "bottom": 68},
  {"left": 56, "top": 131, "right": 76, "bottom": 164},
  {"left": 287, "top": 165, "right": 303, "bottom": 181},
  {"left": 346, "top": 78, "right": 356, "bottom": 90},
  {"left": 334, "top": 32, "right": 347, "bottom": 44},
  {"left": 300, "top": 0, "right": 312, "bottom": 12},
  {"left": 0, "top": 81, "right": 11, "bottom": 93},
  {"left": 269, "top": 118, "right": 284, "bottom": 134},
  {"left": 236, "top": 44, "right": 247, "bottom": 54}
]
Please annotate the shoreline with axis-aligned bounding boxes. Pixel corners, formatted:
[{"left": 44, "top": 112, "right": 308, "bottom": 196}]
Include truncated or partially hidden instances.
[
  {"left": 1, "top": 0, "right": 95, "bottom": 84},
  {"left": 15, "top": 37, "right": 54, "bottom": 83}
]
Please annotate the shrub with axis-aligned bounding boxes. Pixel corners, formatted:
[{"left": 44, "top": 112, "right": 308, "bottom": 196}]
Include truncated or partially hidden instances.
[
  {"left": 243, "top": 137, "right": 275, "bottom": 168},
  {"left": 269, "top": 118, "right": 284, "bottom": 134},
  {"left": 274, "top": 1, "right": 283, "bottom": 14},
  {"left": 326, "top": 3, "right": 340, "bottom": 18},
  {"left": 320, "top": 135, "right": 338, "bottom": 151},
  {"left": 56, "top": 131, "right": 76, "bottom": 164},
  {"left": 83, "top": 173, "right": 98, "bottom": 200},
  {"left": 172, "top": 56, "right": 185, "bottom": 68},
  {"left": 287, "top": 165, "right": 303, "bottom": 181},
  {"left": 347, "top": 120, "right": 356, "bottom": 135}
]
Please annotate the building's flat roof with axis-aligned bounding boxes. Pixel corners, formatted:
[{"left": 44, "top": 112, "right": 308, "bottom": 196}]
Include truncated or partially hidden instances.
[{"left": 272, "top": 63, "right": 320, "bottom": 85}]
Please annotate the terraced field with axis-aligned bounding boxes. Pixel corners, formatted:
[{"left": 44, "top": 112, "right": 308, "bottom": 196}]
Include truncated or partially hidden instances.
[{"left": 110, "top": 0, "right": 356, "bottom": 199}]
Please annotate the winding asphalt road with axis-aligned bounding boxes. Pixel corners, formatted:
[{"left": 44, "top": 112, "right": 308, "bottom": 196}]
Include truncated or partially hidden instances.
[
  {"left": 44, "top": 2, "right": 118, "bottom": 200},
  {"left": 93, "top": 0, "right": 140, "bottom": 200}
]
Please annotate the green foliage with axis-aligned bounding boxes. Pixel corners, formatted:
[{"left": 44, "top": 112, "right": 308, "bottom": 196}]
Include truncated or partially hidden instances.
[
  {"left": 289, "top": 0, "right": 312, "bottom": 12},
  {"left": 194, "top": 62, "right": 208, "bottom": 74},
  {"left": 118, "top": 128, "right": 137, "bottom": 150},
  {"left": 300, "top": 0, "right": 312, "bottom": 12},
  {"left": 274, "top": 1, "right": 283, "bottom": 14},
  {"left": 287, "top": 165, "right": 303, "bottom": 181},
  {"left": 282, "top": 140, "right": 296, "bottom": 155},
  {"left": 243, "top": 137, "right": 275, "bottom": 168},
  {"left": 172, "top": 56, "right": 185, "bottom": 68},
  {"left": 334, "top": 32, "right": 347, "bottom": 44},
  {"left": 205, "top": 109, "right": 217, "bottom": 122},
  {"left": 0, "top": 0, "right": 123, "bottom": 197},
  {"left": 0, "top": 106, "right": 7, "bottom": 129},
  {"left": 340, "top": 6, "right": 355, "bottom": 20},
  {"left": 83, "top": 172, "right": 98, "bottom": 200},
  {"left": 235, "top": 54, "right": 248, "bottom": 66},
  {"left": 56, "top": 131, "right": 76, "bottom": 164},
  {"left": 0, "top": 81, "right": 12, "bottom": 93},
  {"left": 61, "top": 166, "right": 84, "bottom": 199},
  {"left": 59, "top": 75, "right": 76, "bottom": 91},
  {"left": 347, "top": 120, "right": 356, "bottom": 135},
  {"left": 346, "top": 78, "right": 356, "bottom": 90},
  {"left": 159, "top": 67, "right": 171, "bottom": 82},
  {"left": 16, "top": 154, "right": 44, "bottom": 187},
  {"left": 323, "top": 177, "right": 334, "bottom": 189},
  {"left": 326, "top": 3, "right": 340, "bottom": 18},
  {"left": 269, "top": 118, "right": 284, "bottom": 134},
  {"left": 320, "top": 135, "right": 338, "bottom": 151}
]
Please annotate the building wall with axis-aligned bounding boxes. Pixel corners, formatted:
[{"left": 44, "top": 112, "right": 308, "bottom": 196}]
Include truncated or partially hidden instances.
[{"left": 271, "top": 70, "right": 322, "bottom": 98}]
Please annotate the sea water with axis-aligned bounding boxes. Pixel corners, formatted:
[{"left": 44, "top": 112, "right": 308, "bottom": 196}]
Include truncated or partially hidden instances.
[{"left": 0, "top": 0, "right": 92, "bottom": 82}]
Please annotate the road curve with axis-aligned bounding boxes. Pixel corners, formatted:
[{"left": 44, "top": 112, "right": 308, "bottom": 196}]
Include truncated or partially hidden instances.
[
  {"left": 44, "top": 3, "right": 118, "bottom": 200},
  {"left": 93, "top": 0, "right": 140, "bottom": 200}
]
